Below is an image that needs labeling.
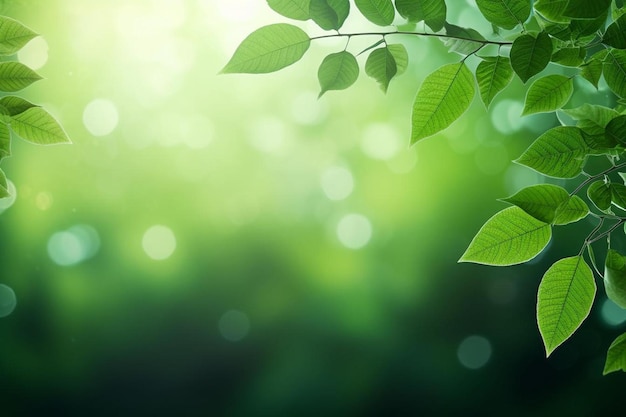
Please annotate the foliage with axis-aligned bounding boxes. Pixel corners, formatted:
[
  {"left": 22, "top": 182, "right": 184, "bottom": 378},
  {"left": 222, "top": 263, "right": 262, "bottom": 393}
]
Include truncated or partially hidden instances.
[
  {"left": 225, "top": 0, "right": 626, "bottom": 374},
  {"left": 0, "top": 15, "right": 70, "bottom": 197}
]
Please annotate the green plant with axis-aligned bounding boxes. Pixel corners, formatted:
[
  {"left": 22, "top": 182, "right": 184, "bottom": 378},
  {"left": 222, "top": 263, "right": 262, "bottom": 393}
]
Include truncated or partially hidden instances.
[
  {"left": 223, "top": 0, "right": 626, "bottom": 374},
  {"left": 0, "top": 15, "right": 70, "bottom": 197}
]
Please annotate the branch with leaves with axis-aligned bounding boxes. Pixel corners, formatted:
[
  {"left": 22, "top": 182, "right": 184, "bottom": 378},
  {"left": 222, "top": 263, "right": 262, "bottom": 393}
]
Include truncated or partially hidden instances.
[
  {"left": 0, "top": 15, "right": 70, "bottom": 197},
  {"left": 224, "top": 0, "right": 626, "bottom": 375}
]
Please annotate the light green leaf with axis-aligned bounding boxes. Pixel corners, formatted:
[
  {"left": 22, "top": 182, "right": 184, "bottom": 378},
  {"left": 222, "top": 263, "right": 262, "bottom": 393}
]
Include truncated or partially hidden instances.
[
  {"left": 318, "top": 51, "right": 359, "bottom": 97},
  {"left": 564, "top": 104, "right": 618, "bottom": 135},
  {"left": 534, "top": 0, "right": 570, "bottom": 23},
  {"left": 606, "top": 115, "right": 626, "bottom": 146},
  {"left": 411, "top": 62, "right": 475, "bottom": 143},
  {"left": 443, "top": 23, "right": 486, "bottom": 55},
  {"left": 394, "top": 0, "right": 447, "bottom": 31},
  {"left": 510, "top": 31, "right": 553, "bottom": 83},
  {"left": 221, "top": 24, "right": 310, "bottom": 74},
  {"left": 563, "top": 0, "right": 611, "bottom": 19},
  {"left": 476, "top": 0, "right": 531, "bottom": 29},
  {"left": 522, "top": 74, "right": 574, "bottom": 115},
  {"left": 604, "top": 332, "right": 626, "bottom": 375},
  {"left": 603, "top": 13, "right": 626, "bottom": 48},
  {"left": 459, "top": 206, "right": 552, "bottom": 266},
  {"left": 604, "top": 250, "right": 626, "bottom": 309},
  {"left": 0, "top": 16, "right": 38, "bottom": 56},
  {"left": 537, "top": 256, "right": 595, "bottom": 357},
  {"left": 515, "top": 126, "right": 588, "bottom": 178},
  {"left": 551, "top": 47, "right": 585, "bottom": 67},
  {"left": 365, "top": 47, "right": 397, "bottom": 93},
  {"left": 587, "top": 180, "right": 612, "bottom": 211},
  {"left": 267, "top": 0, "right": 310, "bottom": 20},
  {"left": 501, "top": 183, "right": 588, "bottom": 224},
  {"left": 355, "top": 0, "right": 395, "bottom": 26},
  {"left": 309, "top": 0, "right": 350, "bottom": 30},
  {"left": 0, "top": 168, "right": 9, "bottom": 198},
  {"left": 387, "top": 44, "right": 408, "bottom": 74},
  {"left": 475, "top": 56, "right": 514, "bottom": 108},
  {"left": 580, "top": 49, "right": 609, "bottom": 88},
  {"left": 604, "top": 49, "right": 626, "bottom": 98},
  {"left": 0, "top": 123, "right": 10, "bottom": 161},
  {"left": 10, "top": 107, "right": 71, "bottom": 145},
  {"left": 0, "top": 62, "right": 41, "bottom": 92}
]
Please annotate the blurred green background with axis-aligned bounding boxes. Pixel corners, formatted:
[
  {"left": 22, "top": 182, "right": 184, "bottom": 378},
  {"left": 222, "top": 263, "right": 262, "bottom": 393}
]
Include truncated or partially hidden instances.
[{"left": 1, "top": 0, "right": 625, "bottom": 415}]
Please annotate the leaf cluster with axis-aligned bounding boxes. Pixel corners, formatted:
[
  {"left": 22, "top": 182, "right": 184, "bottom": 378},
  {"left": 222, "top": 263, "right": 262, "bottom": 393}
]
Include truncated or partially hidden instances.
[{"left": 225, "top": 0, "right": 626, "bottom": 374}]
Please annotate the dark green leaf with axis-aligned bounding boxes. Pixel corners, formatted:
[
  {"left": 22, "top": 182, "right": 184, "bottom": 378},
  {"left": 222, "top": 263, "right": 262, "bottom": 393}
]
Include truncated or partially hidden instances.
[
  {"left": 522, "top": 74, "right": 573, "bottom": 115},
  {"left": 537, "top": 256, "right": 595, "bottom": 356},
  {"left": 411, "top": 62, "right": 475, "bottom": 143},
  {"left": 606, "top": 115, "right": 626, "bottom": 145},
  {"left": 552, "top": 47, "right": 586, "bottom": 67},
  {"left": 569, "top": 10, "right": 609, "bottom": 37},
  {"left": 365, "top": 47, "right": 397, "bottom": 92},
  {"left": 604, "top": 49, "right": 626, "bottom": 97},
  {"left": 501, "top": 183, "right": 588, "bottom": 224},
  {"left": 394, "top": 0, "right": 447, "bottom": 31},
  {"left": 563, "top": 0, "right": 611, "bottom": 19},
  {"left": 10, "top": 107, "right": 71, "bottom": 145},
  {"left": 459, "top": 206, "right": 552, "bottom": 266},
  {"left": 611, "top": 183, "right": 626, "bottom": 210},
  {"left": 605, "top": 249, "right": 626, "bottom": 310},
  {"left": 0, "top": 62, "right": 41, "bottom": 92},
  {"left": 309, "top": 0, "right": 350, "bottom": 30},
  {"left": 476, "top": 0, "right": 531, "bottom": 29},
  {"left": 0, "top": 123, "right": 10, "bottom": 161},
  {"left": 443, "top": 23, "right": 486, "bottom": 55},
  {"left": 604, "top": 332, "right": 626, "bottom": 375},
  {"left": 510, "top": 31, "right": 553, "bottom": 83},
  {"left": 475, "top": 56, "right": 514, "bottom": 108},
  {"left": 267, "top": 0, "right": 311, "bottom": 20},
  {"left": 581, "top": 49, "right": 609, "bottom": 88},
  {"left": 318, "top": 51, "right": 359, "bottom": 97},
  {"left": 515, "top": 126, "right": 588, "bottom": 178},
  {"left": 355, "top": 0, "right": 395, "bottom": 26},
  {"left": 0, "top": 16, "right": 38, "bottom": 56},
  {"left": 587, "top": 180, "right": 612, "bottom": 211},
  {"left": 604, "top": 14, "right": 626, "bottom": 48},
  {"left": 221, "top": 24, "right": 310, "bottom": 74}
]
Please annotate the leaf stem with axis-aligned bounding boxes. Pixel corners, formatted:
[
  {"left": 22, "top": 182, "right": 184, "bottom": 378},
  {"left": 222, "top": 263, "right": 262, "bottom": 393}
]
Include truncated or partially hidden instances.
[
  {"left": 570, "top": 161, "right": 626, "bottom": 197},
  {"left": 310, "top": 31, "right": 513, "bottom": 47}
]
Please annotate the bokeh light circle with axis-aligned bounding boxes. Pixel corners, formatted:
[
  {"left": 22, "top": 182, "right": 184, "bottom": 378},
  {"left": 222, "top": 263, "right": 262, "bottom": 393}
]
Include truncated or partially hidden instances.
[
  {"left": 83, "top": 99, "right": 119, "bottom": 136},
  {"left": 601, "top": 299, "right": 626, "bottom": 326},
  {"left": 337, "top": 214, "right": 372, "bottom": 249},
  {"left": 17, "top": 37, "right": 48, "bottom": 70},
  {"left": 457, "top": 335, "right": 492, "bottom": 370},
  {"left": 48, "top": 224, "right": 101, "bottom": 266},
  {"left": 218, "top": 310, "right": 250, "bottom": 341},
  {"left": 321, "top": 167, "right": 354, "bottom": 201},
  {"left": 0, "top": 284, "right": 17, "bottom": 318},
  {"left": 142, "top": 225, "right": 176, "bottom": 260},
  {"left": 0, "top": 180, "right": 17, "bottom": 214}
]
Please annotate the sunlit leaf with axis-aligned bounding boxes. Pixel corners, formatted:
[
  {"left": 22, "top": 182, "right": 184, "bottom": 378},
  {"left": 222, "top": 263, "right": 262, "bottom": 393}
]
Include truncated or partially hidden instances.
[
  {"left": 537, "top": 256, "right": 595, "bottom": 357},
  {"left": 443, "top": 23, "right": 486, "bottom": 55},
  {"left": 318, "top": 51, "right": 359, "bottom": 97},
  {"left": 10, "top": 107, "right": 71, "bottom": 145},
  {"left": 534, "top": 0, "right": 570, "bottom": 23},
  {"left": 604, "top": 332, "right": 626, "bottom": 375},
  {"left": 587, "top": 181, "right": 612, "bottom": 211},
  {"left": 221, "top": 24, "right": 310, "bottom": 74},
  {"left": 501, "top": 183, "right": 588, "bottom": 224},
  {"left": 267, "top": 0, "right": 311, "bottom": 20},
  {"left": 410, "top": 62, "right": 475, "bottom": 143},
  {"left": 552, "top": 47, "right": 585, "bottom": 67},
  {"left": 365, "top": 47, "right": 397, "bottom": 92},
  {"left": 355, "top": 0, "right": 395, "bottom": 26},
  {"left": 309, "top": 0, "right": 350, "bottom": 30},
  {"left": 0, "top": 123, "right": 10, "bottom": 161},
  {"left": 0, "top": 16, "right": 38, "bottom": 56},
  {"left": 604, "top": 49, "right": 626, "bottom": 97},
  {"left": 522, "top": 75, "right": 574, "bottom": 115},
  {"left": 510, "top": 31, "right": 553, "bottom": 83},
  {"left": 387, "top": 44, "right": 408, "bottom": 74},
  {"left": 394, "top": 0, "right": 447, "bottom": 31},
  {"left": 476, "top": 0, "right": 531, "bottom": 29},
  {"left": 604, "top": 250, "right": 626, "bottom": 309},
  {"left": 475, "top": 56, "right": 514, "bottom": 108},
  {"left": 459, "top": 206, "right": 552, "bottom": 266},
  {"left": 0, "top": 62, "right": 41, "bottom": 92},
  {"left": 515, "top": 126, "right": 588, "bottom": 178},
  {"left": 563, "top": 0, "right": 611, "bottom": 19}
]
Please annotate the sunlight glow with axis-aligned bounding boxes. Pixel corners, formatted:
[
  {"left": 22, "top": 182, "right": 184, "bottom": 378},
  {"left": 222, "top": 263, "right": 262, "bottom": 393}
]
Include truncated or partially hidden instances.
[
  {"left": 337, "top": 214, "right": 372, "bottom": 249},
  {"left": 457, "top": 335, "right": 492, "bottom": 370},
  {"left": 83, "top": 99, "right": 119, "bottom": 136},
  {"left": 0, "top": 284, "right": 16, "bottom": 318},
  {"left": 142, "top": 225, "right": 176, "bottom": 260}
]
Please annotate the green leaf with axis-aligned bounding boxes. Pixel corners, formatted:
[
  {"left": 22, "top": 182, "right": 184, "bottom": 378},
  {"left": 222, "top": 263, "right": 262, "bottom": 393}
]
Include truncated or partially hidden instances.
[
  {"left": 0, "top": 16, "right": 38, "bottom": 56},
  {"left": 606, "top": 115, "right": 626, "bottom": 146},
  {"left": 515, "top": 126, "right": 588, "bottom": 178},
  {"left": 317, "top": 51, "right": 359, "bottom": 97},
  {"left": 443, "top": 23, "right": 486, "bottom": 55},
  {"left": 410, "top": 62, "right": 475, "bottom": 143},
  {"left": 365, "top": 47, "right": 397, "bottom": 93},
  {"left": 501, "top": 183, "right": 588, "bottom": 224},
  {"left": 0, "top": 123, "right": 10, "bottom": 161},
  {"left": 604, "top": 49, "right": 626, "bottom": 97},
  {"left": 355, "top": 0, "right": 395, "bottom": 26},
  {"left": 537, "top": 256, "right": 595, "bottom": 357},
  {"left": 0, "top": 168, "right": 9, "bottom": 198},
  {"left": 10, "top": 107, "right": 71, "bottom": 145},
  {"left": 0, "top": 62, "right": 41, "bottom": 92},
  {"left": 534, "top": 0, "right": 571, "bottom": 23},
  {"left": 604, "top": 249, "right": 626, "bottom": 309},
  {"left": 564, "top": 104, "right": 619, "bottom": 135},
  {"left": 0, "top": 95, "right": 37, "bottom": 118},
  {"left": 587, "top": 180, "right": 612, "bottom": 211},
  {"left": 267, "top": 0, "right": 311, "bottom": 20},
  {"left": 611, "top": 183, "right": 626, "bottom": 210},
  {"left": 563, "top": 0, "right": 611, "bottom": 19},
  {"left": 569, "top": 10, "right": 609, "bottom": 37},
  {"left": 475, "top": 56, "right": 514, "bottom": 108},
  {"left": 387, "top": 44, "right": 408, "bottom": 74},
  {"left": 476, "top": 0, "right": 531, "bottom": 29},
  {"left": 552, "top": 47, "right": 586, "bottom": 67},
  {"left": 394, "top": 0, "right": 447, "bottom": 31},
  {"left": 510, "top": 32, "right": 553, "bottom": 83},
  {"left": 581, "top": 49, "right": 609, "bottom": 88},
  {"left": 604, "top": 332, "right": 626, "bottom": 375},
  {"left": 309, "top": 0, "right": 350, "bottom": 30},
  {"left": 221, "top": 24, "right": 310, "bottom": 74},
  {"left": 459, "top": 206, "right": 552, "bottom": 266},
  {"left": 522, "top": 74, "right": 573, "bottom": 115}
]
